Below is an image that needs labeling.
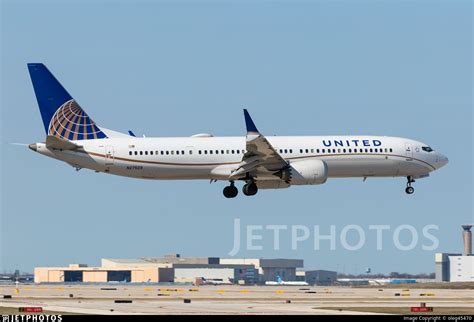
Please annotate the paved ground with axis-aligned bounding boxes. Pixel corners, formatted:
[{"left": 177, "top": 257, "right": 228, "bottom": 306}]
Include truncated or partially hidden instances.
[{"left": 0, "top": 284, "right": 473, "bottom": 315}]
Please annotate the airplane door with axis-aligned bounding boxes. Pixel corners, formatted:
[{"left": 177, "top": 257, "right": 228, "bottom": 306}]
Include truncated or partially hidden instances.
[
  {"left": 105, "top": 146, "right": 114, "bottom": 165},
  {"left": 404, "top": 143, "right": 413, "bottom": 159}
]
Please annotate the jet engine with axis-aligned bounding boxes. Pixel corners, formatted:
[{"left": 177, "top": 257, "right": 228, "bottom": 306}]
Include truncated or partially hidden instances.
[{"left": 276, "top": 159, "right": 328, "bottom": 185}]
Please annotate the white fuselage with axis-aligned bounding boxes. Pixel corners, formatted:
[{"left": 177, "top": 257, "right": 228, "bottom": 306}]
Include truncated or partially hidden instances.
[{"left": 31, "top": 135, "right": 448, "bottom": 183}]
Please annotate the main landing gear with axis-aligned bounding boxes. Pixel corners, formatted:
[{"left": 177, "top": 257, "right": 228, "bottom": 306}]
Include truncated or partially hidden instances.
[
  {"left": 223, "top": 181, "right": 238, "bottom": 198},
  {"left": 405, "top": 176, "right": 415, "bottom": 195},
  {"left": 242, "top": 181, "right": 258, "bottom": 196},
  {"left": 222, "top": 181, "right": 259, "bottom": 198}
]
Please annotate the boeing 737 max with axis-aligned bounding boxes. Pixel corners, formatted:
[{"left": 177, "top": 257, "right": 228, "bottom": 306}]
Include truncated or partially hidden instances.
[{"left": 26, "top": 64, "right": 448, "bottom": 198}]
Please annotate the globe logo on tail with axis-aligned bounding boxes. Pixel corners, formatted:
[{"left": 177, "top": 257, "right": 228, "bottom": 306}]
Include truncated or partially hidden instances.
[{"left": 48, "top": 99, "right": 107, "bottom": 140}]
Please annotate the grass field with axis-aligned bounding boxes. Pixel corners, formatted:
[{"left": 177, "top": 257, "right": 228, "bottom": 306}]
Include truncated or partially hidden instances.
[
  {"left": 361, "top": 282, "right": 474, "bottom": 290},
  {"left": 0, "top": 307, "right": 81, "bottom": 315},
  {"left": 321, "top": 307, "right": 474, "bottom": 315}
]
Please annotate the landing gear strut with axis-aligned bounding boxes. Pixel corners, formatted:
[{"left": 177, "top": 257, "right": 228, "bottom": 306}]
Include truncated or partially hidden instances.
[
  {"left": 405, "top": 176, "right": 415, "bottom": 194},
  {"left": 243, "top": 181, "right": 258, "bottom": 196},
  {"left": 223, "top": 181, "right": 238, "bottom": 198}
]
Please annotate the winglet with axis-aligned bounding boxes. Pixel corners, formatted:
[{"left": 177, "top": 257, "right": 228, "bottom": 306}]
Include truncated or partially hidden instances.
[{"left": 244, "top": 109, "right": 259, "bottom": 134}]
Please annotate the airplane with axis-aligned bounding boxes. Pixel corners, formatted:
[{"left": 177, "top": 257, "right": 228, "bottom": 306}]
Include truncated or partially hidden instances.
[
  {"left": 198, "top": 277, "right": 232, "bottom": 285},
  {"left": 265, "top": 275, "right": 309, "bottom": 286},
  {"left": 26, "top": 63, "right": 449, "bottom": 198}
]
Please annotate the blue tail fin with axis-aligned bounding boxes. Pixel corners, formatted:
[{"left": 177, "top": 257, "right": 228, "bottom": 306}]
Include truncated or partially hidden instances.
[{"left": 27, "top": 63, "right": 107, "bottom": 140}]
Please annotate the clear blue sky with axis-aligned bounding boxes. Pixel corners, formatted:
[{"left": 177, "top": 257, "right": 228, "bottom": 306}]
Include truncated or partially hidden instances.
[{"left": 1, "top": 0, "right": 472, "bottom": 275}]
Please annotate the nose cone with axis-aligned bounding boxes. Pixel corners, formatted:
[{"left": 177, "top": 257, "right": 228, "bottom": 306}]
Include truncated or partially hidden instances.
[
  {"left": 435, "top": 153, "right": 449, "bottom": 169},
  {"left": 28, "top": 143, "right": 37, "bottom": 151}
]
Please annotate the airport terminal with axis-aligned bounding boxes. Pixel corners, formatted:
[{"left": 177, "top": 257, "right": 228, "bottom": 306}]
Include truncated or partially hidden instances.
[{"left": 34, "top": 255, "right": 339, "bottom": 285}]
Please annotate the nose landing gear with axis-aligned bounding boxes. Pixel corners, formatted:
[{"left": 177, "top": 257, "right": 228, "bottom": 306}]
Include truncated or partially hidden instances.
[
  {"left": 405, "top": 176, "right": 415, "bottom": 194},
  {"left": 223, "top": 181, "right": 238, "bottom": 198}
]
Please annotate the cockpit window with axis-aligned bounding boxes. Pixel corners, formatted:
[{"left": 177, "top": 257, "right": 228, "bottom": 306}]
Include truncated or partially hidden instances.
[{"left": 422, "top": 146, "right": 434, "bottom": 152}]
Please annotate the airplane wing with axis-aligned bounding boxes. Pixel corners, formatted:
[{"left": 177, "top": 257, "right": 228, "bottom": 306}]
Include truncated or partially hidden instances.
[
  {"left": 46, "top": 135, "right": 81, "bottom": 150},
  {"left": 229, "top": 110, "right": 288, "bottom": 180}
]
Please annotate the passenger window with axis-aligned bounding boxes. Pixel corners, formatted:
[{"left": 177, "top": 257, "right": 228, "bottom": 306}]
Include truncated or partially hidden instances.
[
  {"left": 198, "top": 150, "right": 202, "bottom": 154},
  {"left": 176, "top": 151, "right": 180, "bottom": 155},
  {"left": 189, "top": 150, "right": 193, "bottom": 155},
  {"left": 134, "top": 151, "right": 138, "bottom": 155},
  {"left": 316, "top": 149, "right": 319, "bottom": 153},
  {"left": 231, "top": 150, "right": 235, "bottom": 154},
  {"left": 226, "top": 150, "right": 230, "bottom": 154},
  {"left": 140, "top": 151, "right": 143, "bottom": 155},
  {"left": 210, "top": 150, "right": 213, "bottom": 154},
  {"left": 305, "top": 149, "right": 309, "bottom": 153},
  {"left": 221, "top": 150, "right": 224, "bottom": 154},
  {"left": 129, "top": 151, "right": 132, "bottom": 156},
  {"left": 348, "top": 149, "right": 351, "bottom": 153},
  {"left": 300, "top": 149, "right": 303, "bottom": 153},
  {"left": 311, "top": 149, "right": 314, "bottom": 153},
  {"left": 390, "top": 148, "right": 393, "bottom": 152},
  {"left": 204, "top": 150, "right": 208, "bottom": 154},
  {"left": 166, "top": 151, "right": 169, "bottom": 155},
  {"left": 343, "top": 149, "right": 346, "bottom": 153},
  {"left": 284, "top": 149, "right": 288, "bottom": 153}
]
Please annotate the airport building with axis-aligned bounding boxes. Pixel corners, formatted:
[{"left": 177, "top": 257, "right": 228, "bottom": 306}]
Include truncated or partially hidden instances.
[
  {"left": 304, "top": 270, "right": 338, "bottom": 285},
  {"left": 435, "top": 225, "right": 474, "bottom": 282},
  {"left": 34, "top": 262, "right": 175, "bottom": 283},
  {"left": 34, "top": 254, "right": 306, "bottom": 284}
]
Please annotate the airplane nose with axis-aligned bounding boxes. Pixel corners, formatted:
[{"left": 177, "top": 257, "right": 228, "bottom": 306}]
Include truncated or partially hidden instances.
[{"left": 436, "top": 154, "right": 449, "bottom": 169}]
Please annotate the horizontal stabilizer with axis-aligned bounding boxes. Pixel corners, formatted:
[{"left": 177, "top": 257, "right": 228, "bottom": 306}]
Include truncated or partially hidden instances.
[{"left": 46, "top": 135, "right": 81, "bottom": 150}]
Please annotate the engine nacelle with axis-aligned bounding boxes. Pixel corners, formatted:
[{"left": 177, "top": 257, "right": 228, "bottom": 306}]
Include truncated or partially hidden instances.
[{"left": 282, "top": 159, "right": 328, "bottom": 185}]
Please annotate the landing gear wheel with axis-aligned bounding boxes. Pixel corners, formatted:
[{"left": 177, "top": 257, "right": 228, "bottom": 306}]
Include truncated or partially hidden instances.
[
  {"left": 223, "top": 183, "right": 238, "bottom": 198},
  {"left": 243, "top": 182, "right": 258, "bottom": 196},
  {"left": 405, "top": 176, "right": 415, "bottom": 195}
]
